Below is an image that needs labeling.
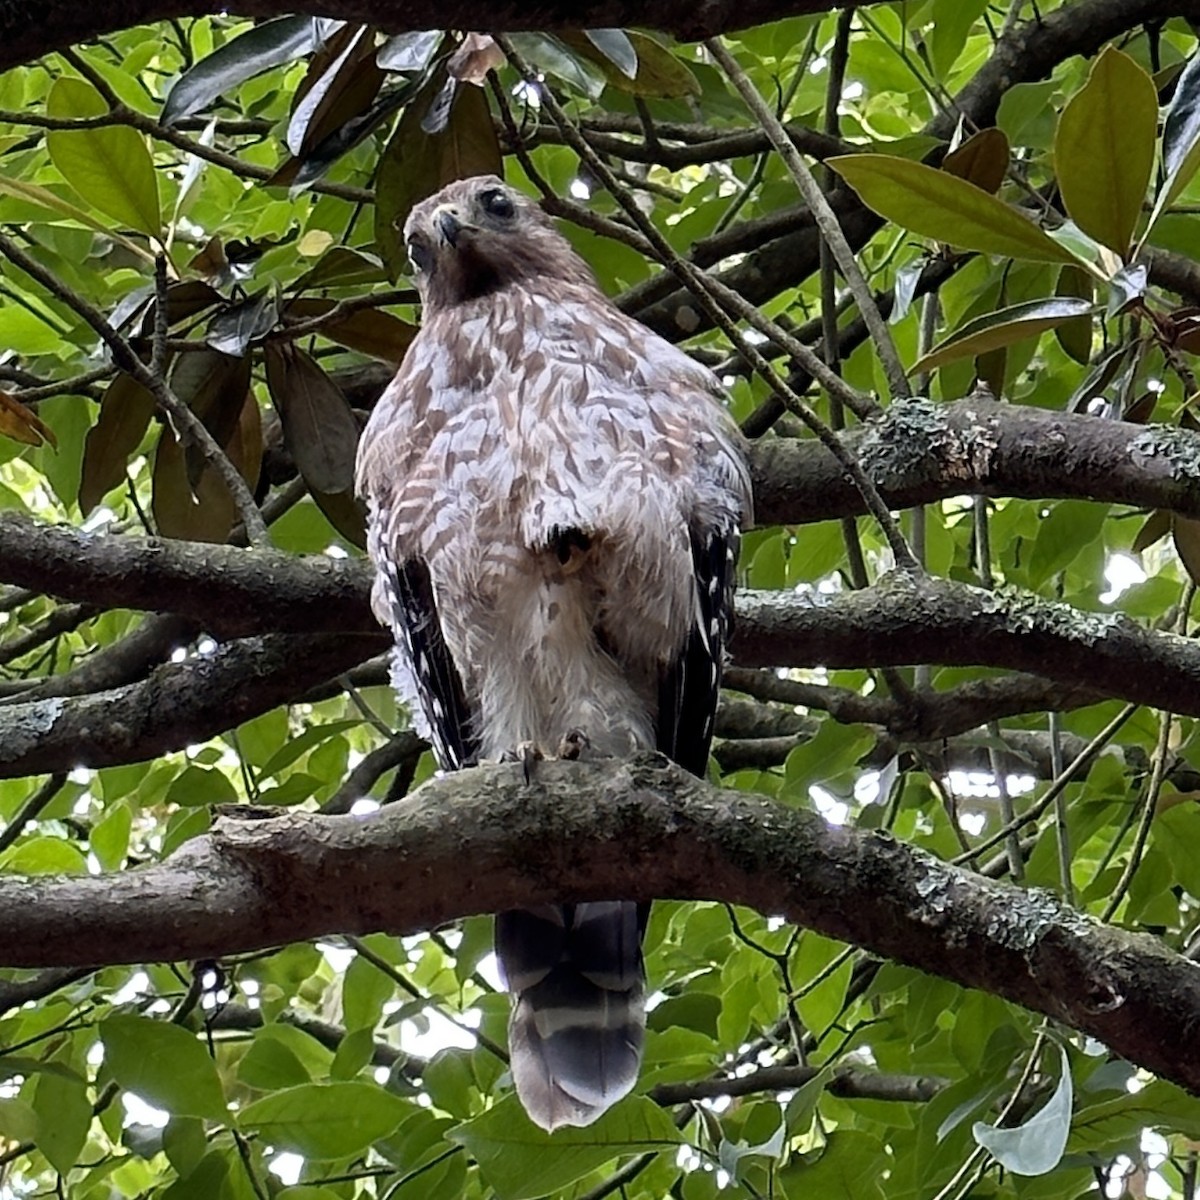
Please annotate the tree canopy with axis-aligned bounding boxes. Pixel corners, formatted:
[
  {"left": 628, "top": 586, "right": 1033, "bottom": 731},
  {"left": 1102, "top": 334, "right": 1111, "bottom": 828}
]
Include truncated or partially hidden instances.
[{"left": 3, "top": 1, "right": 1200, "bottom": 1197}]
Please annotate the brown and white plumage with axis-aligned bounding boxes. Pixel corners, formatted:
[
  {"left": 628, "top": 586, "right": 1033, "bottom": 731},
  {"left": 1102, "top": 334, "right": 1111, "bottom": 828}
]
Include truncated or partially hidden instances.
[{"left": 355, "top": 176, "right": 751, "bottom": 1130}]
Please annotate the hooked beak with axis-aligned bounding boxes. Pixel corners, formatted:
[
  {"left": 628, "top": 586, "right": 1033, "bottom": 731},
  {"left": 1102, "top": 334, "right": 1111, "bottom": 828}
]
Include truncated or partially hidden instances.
[{"left": 434, "top": 205, "right": 463, "bottom": 247}]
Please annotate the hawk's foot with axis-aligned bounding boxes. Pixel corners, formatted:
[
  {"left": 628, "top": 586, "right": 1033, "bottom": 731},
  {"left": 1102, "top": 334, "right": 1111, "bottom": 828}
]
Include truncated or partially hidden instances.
[
  {"left": 557, "top": 728, "right": 591, "bottom": 761},
  {"left": 500, "top": 741, "right": 543, "bottom": 784}
]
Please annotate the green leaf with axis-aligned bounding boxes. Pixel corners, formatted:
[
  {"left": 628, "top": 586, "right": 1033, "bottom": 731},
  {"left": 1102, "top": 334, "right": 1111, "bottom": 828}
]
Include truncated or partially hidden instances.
[
  {"left": 32, "top": 1069, "right": 92, "bottom": 1174},
  {"left": 0, "top": 837, "right": 88, "bottom": 875},
  {"left": 1053, "top": 266, "right": 1094, "bottom": 364},
  {"left": 162, "top": 17, "right": 323, "bottom": 126},
  {"left": 238, "top": 1081, "right": 412, "bottom": 1159},
  {"left": 0, "top": 176, "right": 153, "bottom": 260},
  {"left": 1148, "top": 51, "right": 1200, "bottom": 236},
  {"left": 1054, "top": 45, "right": 1157, "bottom": 255},
  {"left": 1028, "top": 500, "right": 1109, "bottom": 587},
  {"left": 562, "top": 31, "right": 700, "bottom": 97},
  {"left": 778, "top": 1130, "right": 886, "bottom": 1198},
  {"left": 46, "top": 78, "right": 161, "bottom": 237},
  {"left": 828, "top": 154, "right": 1079, "bottom": 265},
  {"left": 164, "top": 764, "right": 238, "bottom": 808},
  {"left": 90, "top": 801, "right": 132, "bottom": 871},
  {"left": 161, "top": 1149, "right": 230, "bottom": 1200},
  {"left": 911, "top": 297, "right": 1096, "bottom": 374},
  {"left": 0, "top": 1096, "right": 39, "bottom": 1142},
  {"left": 450, "top": 1095, "right": 682, "bottom": 1200},
  {"left": 584, "top": 29, "right": 638, "bottom": 78},
  {"left": 101, "top": 1015, "right": 228, "bottom": 1121},
  {"left": 973, "top": 1044, "right": 1072, "bottom": 1175},
  {"left": 238, "top": 1034, "right": 313, "bottom": 1091},
  {"left": 1070, "top": 1079, "right": 1200, "bottom": 1153},
  {"left": 163, "top": 1116, "right": 208, "bottom": 1178},
  {"left": 343, "top": 952, "right": 394, "bottom": 1032}
]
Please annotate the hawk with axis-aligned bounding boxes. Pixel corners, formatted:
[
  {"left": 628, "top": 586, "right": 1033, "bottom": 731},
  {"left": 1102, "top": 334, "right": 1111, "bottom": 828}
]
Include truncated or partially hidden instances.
[{"left": 356, "top": 175, "right": 751, "bottom": 1130}]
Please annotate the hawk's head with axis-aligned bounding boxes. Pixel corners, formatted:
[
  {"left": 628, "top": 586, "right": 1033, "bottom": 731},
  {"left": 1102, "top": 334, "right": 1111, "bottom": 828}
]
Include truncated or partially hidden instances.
[{"left": 404, "top": 176, "right": 590, "bottom": 311}]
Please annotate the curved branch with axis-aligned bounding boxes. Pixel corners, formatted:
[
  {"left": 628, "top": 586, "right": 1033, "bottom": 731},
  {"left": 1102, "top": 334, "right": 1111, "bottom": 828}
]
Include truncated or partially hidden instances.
[
  {"left": 5, "top": 398, "right": 1199, "bottom": 625},
  {"left": 0, "top": 632, "right": 385, "bottom": 777},
  {"left": 753, "top": 395, "right": 1200, "bottom": 525},
  {"left": 0, "top": 755, "right": 1197, "bottom": 1095},
  {"left": 734, "top": 573, "right": 1200, "bottom": 717},
  {"left": 0, "top": 0, "right": 854, "bottom": 75}
]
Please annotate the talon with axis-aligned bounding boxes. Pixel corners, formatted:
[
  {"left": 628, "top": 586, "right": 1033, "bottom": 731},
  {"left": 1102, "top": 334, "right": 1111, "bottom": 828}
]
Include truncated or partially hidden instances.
[
  {"left": 506, "top": 741, "right": 541, "bottom": 784},
  {"left": 558, "top": 728, "right": 590, "bottom": 761}
]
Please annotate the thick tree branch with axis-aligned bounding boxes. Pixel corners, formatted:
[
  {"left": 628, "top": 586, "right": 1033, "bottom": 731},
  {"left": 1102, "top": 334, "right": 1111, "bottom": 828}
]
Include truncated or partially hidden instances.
[
  {"left": 0, "top": 632, "right": 385, "bottom": 777},
  {"left": 0, "top": 0, "right": 856, "bottom": 75},
  {"left": 1, "top": 755, "right": 1198, "bottom": 1096},
  {"left": 4, "top": 399, "right": 1198, "bottom": 629}
]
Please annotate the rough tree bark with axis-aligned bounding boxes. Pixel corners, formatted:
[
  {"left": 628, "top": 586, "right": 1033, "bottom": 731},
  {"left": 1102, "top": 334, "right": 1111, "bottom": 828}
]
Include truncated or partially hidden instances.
[{"left": 0, "top": 755, "right": 1197, "bottom": 1095}]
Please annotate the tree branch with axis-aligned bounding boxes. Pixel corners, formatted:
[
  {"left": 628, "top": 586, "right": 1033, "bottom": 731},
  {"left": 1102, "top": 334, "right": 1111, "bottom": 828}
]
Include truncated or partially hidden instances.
[
  {"left": 0, "top": 632, "right": 385, "bottom": 777},
  {"left": 1, "top": 755, "right": 1197, "bottom": 1096},
  {"left": 0, "top": 0, "right": 859, "bottom": 75}
]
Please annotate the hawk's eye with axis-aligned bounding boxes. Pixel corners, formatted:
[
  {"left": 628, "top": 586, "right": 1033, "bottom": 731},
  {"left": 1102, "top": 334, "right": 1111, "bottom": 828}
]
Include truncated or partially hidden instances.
[
  {"left": 480, "top": 189, "right": 515, "bottom": 220},
  {"left": 408, "top": 239, "right": 433, "bottom": 273}
]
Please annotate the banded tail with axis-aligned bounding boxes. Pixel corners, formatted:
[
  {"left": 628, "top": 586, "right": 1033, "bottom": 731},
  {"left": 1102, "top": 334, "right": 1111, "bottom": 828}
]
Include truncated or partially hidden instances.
[{"left": 496, "top": 901, "right": 645, "bottom": 1131}]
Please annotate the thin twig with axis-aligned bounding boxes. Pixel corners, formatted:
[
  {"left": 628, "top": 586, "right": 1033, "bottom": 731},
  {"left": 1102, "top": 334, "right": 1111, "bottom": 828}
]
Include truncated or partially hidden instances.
[
  {"left": 704, "top": 36, "right": 910, "bottom": 402},
  {"left": 0, "top": 232, "right": 270, "bottom": 546},
  {"left": 952, "top": 705, "right": 1136, "bottom": 867},
  {"left": 497, "top": 40, "right": 917, "bottom": 571},
  {"left": 0, "top": 774, "right": 68, "bottom": 853},
  {"left": 1102, "top": 581, "right": 1195, "bottom": 922}
]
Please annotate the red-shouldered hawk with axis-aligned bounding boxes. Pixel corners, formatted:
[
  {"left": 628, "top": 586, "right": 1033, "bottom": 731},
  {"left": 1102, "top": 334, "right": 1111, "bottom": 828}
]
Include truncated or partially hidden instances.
[{"left": 356, "top": 176, "right": 751, "bottom": 1130}]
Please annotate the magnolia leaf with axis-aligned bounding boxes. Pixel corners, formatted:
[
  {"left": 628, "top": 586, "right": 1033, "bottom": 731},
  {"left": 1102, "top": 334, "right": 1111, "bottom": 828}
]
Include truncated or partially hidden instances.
[
  {"left": 1066, "top": 341, "right": 1136, "bottom": 413},
  {"left": 1054, "top": 265, "right": 1094, "bottom": 364},
  {"left": 0, "top": 391, "right": 58, "bottom": 449},
  {"left": 205, "top": 292, "right": 280, "bottom": 357},
  {"left": 1106, "top": 263, "right": 1148, "bottom": 317},
  {"left": 162, "top": 17, "right": 327, "bottom": 126},
  {"left": 264, "top": 341, "right": 361, "bottom": 494},
  {"left": 292, "top": 247, "right": 389, "bottom": 291},
  {"left": 377, "top": 29, "right": 442, "bottom": 74},
  {"left": 1148, "top": 50, "right": 1200, "bottom": 235},
  {"left": 79, "top": 373, "right": 156, "bottom": 515},
  {"left": 562, "top": 30, "right": 699, "bottom": 97},
  {"left": 284, "top": 297, "right": 416, "bottom": 362},
  {"left": 507, "top": 33, "right": 607, "bottom": 100},
  {"left": 912, "top": 297, "right": 1095, "bottom": 374},
  {"left": 1055, "top": 45, "right": 1157, "bottom": 256},
  {"left": 829, "top": 154, "right": 1078, "bottom": 265},
  {"left": 584, "top": 29, "right": 638, "bottom": 78},
  {"left": 46, "top": 78, "right": 161, "bottom": 237},
  {"left": 286, "top": 25, "right": 383, "bottom": 159},
  {"left": 1132, "top": 509, "right": 1171, "bottom": 554},
  {"left": 942, "top": 127, "right": 1009, "bottom": 194},
  {"left": 1174, "top": 516, "right": 1200, "bottom": 586},
  {"left": 973, "top": 1044, "right": 1072, "bottom": 1175}
]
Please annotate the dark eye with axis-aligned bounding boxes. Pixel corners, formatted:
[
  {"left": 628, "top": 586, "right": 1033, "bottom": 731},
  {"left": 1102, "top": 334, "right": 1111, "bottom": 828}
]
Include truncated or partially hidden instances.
[
  {"left": 480, "top": 188, "right": 515, "bottom": 219},
  {"left": 407, "top": 239, "right": 433, "bottom": 273}
]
